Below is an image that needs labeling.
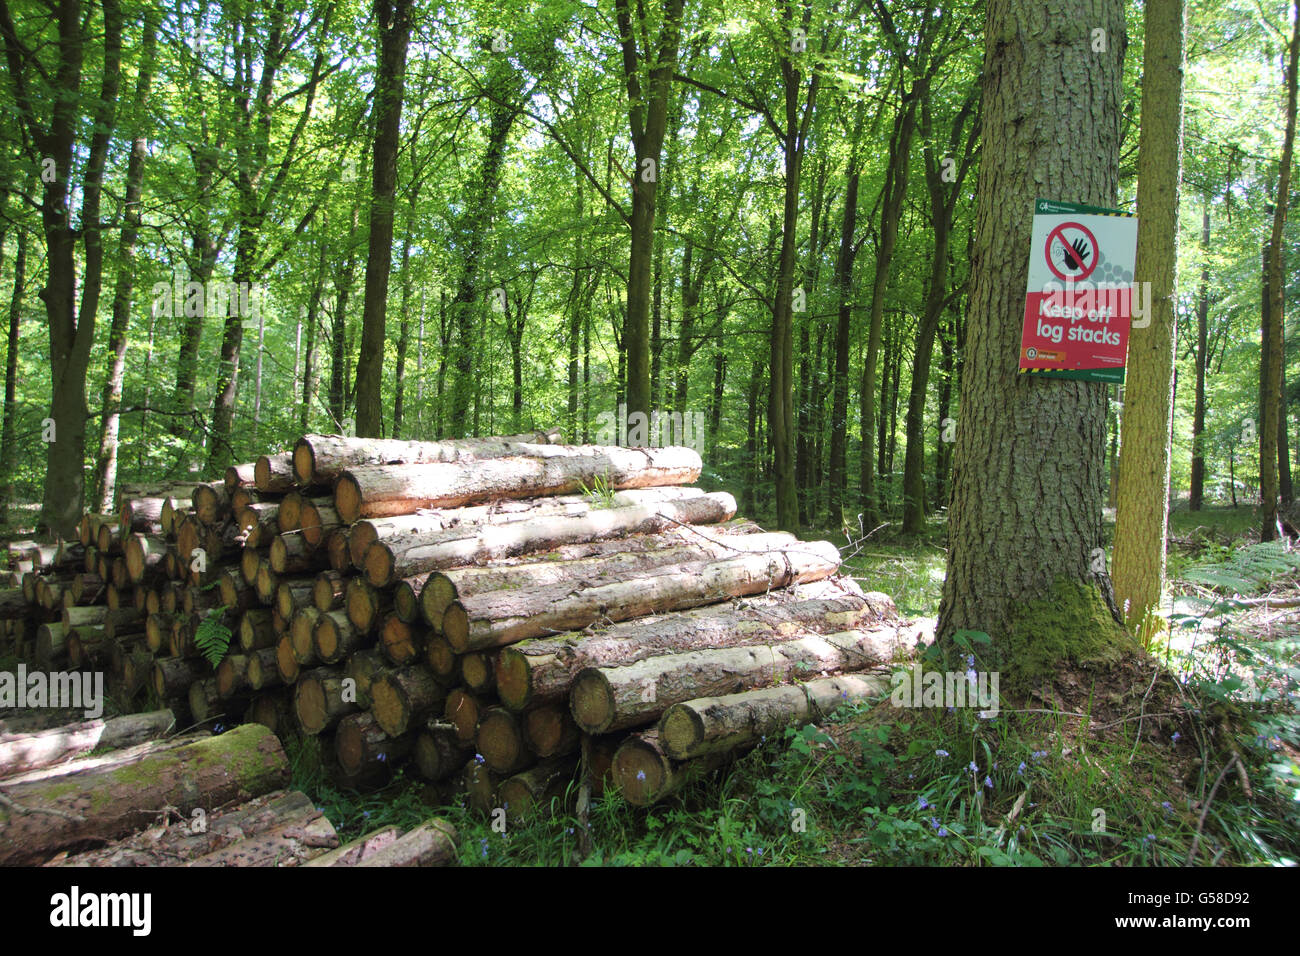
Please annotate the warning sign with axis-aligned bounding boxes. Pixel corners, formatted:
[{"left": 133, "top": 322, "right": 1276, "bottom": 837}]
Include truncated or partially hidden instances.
[{"left": 1019, "top": 198, "right": 1138, "bottom": 383}]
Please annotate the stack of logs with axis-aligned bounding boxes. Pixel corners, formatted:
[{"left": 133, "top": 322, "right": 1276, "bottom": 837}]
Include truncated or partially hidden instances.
[{"left": 1, "top": 429, "right": 919, "bottom": 823}]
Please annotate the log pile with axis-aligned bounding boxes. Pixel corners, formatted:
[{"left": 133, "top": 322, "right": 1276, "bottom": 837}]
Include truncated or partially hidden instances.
[{"left": 1, "top": 426, "right": 923, "bottom": 843}]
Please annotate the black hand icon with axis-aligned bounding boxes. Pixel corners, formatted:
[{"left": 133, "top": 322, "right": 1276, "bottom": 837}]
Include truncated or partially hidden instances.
[{"left": 1063, "top": 237, "right": 1091, "bottom": 272}]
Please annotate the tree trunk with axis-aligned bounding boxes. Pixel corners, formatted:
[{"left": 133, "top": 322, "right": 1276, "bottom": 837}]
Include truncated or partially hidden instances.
[
  {"left": 354, "top": 0, "right": 413, "bottom": 437},
  {"left": 1189, "top": 200, "right": 1210, "bottom": 510},
  {"left": 1112, "top": 0, "right": 1186, "bottom": 631},
  {"left": 1262, "top": 0, "right": 1300, "bottom": 540},
  {"left": 0, "top": 221, "right": 26, "bottom": 524},
  {"left": 935, "top": 0, "right": 1134, "bottom": 679},
  {"left": 0, "top": 709, "right": 174, "bottom": 776}
]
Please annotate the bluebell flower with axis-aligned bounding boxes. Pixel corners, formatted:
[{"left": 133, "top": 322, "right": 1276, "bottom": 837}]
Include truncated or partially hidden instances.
[
  {"left": 966, "top": 654, "right": 974, "bottom": 667},
  {"left": 918, "top": 796, "right": 930, "bottom": 810},
  {"left": 984, "top": 776, "right": 993, "bottom": 789},
  {"left": 968, "top": 761, "right": 978, "bottom": 773},
  {"left": 1144, "top": 833, "right": 1156, "bottom": 844},
  {"left": 1032, "top": 750, "right": 1047, "bottom": 760},
  {"left": 363, "top": 810, "right": 370, "bottom": 818},
  {"left": 1171, "top": 732, "right": 1181, "bottom": 743},
  {"left": 1017, "top": 761, "right": 1026, "bottom": 775},
  {"left": 935, "top": 749, "right": 949, "bottom": 758},
  {"left": 474, "top": 753, "right": 485, "bottom": 764},
  {"left": 1161, "top": 801, "right": 1172, "bottom": 815},
  {"left": 937, "top": 826, "right": 949, "bottom": 837},
  {"left": 377, "top": 752, "right": 386, "bottom": 762},
  {"left": 636, "top": 770, "right": 646, "bottom": 781},
  {"left": 479, "top": 837, "right": 489, "bottom": 859}
]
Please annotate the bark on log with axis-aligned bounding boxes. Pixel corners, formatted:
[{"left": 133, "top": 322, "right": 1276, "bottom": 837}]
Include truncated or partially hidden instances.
[
  {"left": 366, "top": 493, "right": 735, "bottom": 590},
  {"left": 659, "top": 673, "right": 889, "bottom": 761},
  {"left": 444, "top": 541, "right": 843, "bottom": 652},
  {"left": 334, "top": 445, "right": 702, "bottom": 523},
  {"left": 186, "top": 803, "right": 337, "bottom": 867},
  {"left": 270, "top": 534, "right": 329, "bottom": 575},
  {"left": 302, "top": 825, "right": 401, "bottom": 867},
  {"left": 421, "top": 526, "right": 790, "bottom": 623},
  {"left": 570, "top": 625, "right": 906, "bottom": 733},
  {"left": 0, "top": 723, "right": 288, "bottom": 866},
  {"left": 55, "top": 789, "right": 316, "bottom": 866},
  {"left": 225, "top": 462, "right": 257, "bottom": 491},
  {"left": 0, "top": 710, "right": 175, "bottom": 776},
  {"left": 353, "top": 817, "right": 457, "bottom": 867},
  {"left": 296, "top": 429, "right": 563, "bottom": 484},
  {"left": 495, "top": 591, "right": 883, "bottom": 710}
]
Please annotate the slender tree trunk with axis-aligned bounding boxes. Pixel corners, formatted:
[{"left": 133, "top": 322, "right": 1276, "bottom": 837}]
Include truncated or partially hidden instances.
[
  {"left": 1262, "top": 0, "right": 1300, "bottom": 540},
  {"left": 393, "top": 184, "right": 420, "bottom": 439},
  {"left": 1189, "top": 201, "right": 1210, "bottom": 510},
  {"left": 93, "top": 10, "right": 158, "bottom": 512},
  {"left": 0, "top": 224, "right": 25, "bottom": 524},
  {"left": 614, "top": 0, "right": 686, "bottom": 425},
  {"left": 354, "top": 0, "right": 413, "bottom": 438},
  {"left": 828, "top": 167, "right": 859, "bottom": 530},
  {"left": 1113, "top": 0, "right": 1186, "bottom": 632}
]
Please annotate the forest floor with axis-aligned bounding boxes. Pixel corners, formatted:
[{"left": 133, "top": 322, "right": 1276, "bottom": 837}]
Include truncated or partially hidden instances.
[{"left": 280, "top": 503, "right": 1299, "bottom": 866}]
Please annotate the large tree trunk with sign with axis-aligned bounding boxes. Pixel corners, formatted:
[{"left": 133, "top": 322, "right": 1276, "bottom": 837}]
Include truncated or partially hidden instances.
[
  {"left": 1112, "top": 0, "right": 1186, "bottom": 632},
  {"left": 935, "top": 0, "right": 1136, "bottom": 686}
]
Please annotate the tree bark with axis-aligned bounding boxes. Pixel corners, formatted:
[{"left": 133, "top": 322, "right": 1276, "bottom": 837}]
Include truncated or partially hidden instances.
[
  {"left": 294, "top": 428, "right": 561, "bottom": 485},
  {"left": 935, "top": 0, "right": 1134, "bottom": 677},
  {"left": 1112, "top": 0, "right": 1186, "bottom": 630},
  {"left": 353, "top": 0, "right": 413, "bottom": 437}
]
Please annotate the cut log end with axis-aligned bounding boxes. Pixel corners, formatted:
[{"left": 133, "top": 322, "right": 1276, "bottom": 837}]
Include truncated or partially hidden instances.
[
  {"left": 610, "top": 736, "right": 668, "bottom": 806},
  {"left": 335, "top": 474, "right": 362, "bottom": 525},
  {"left": 658, "top": 706, "right": 706, "bottom": 759},
  {"left": 569, "top": 669, "right": 615, "bottom": 734},
  {"left": 494, "top": 648, "right": 530, "bottom": 710}
]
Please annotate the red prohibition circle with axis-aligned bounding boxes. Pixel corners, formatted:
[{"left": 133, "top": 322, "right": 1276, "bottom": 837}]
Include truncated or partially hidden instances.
[{"left": 1044, "top": 221, "right": 1099, "bottom": 282}]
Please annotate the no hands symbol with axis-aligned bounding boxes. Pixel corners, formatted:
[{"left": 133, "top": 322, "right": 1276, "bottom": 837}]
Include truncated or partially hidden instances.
[{"left": 1045, "top": 221, "right": 1098, "bottom": 282}]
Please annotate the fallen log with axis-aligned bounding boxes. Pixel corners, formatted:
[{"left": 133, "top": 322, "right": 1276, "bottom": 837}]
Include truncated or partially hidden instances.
[
  {"left": 187, "top": 800, "right": 337, "bottom": 867},
  {"left": 295, "top": 429, "right": 563, "bottom": 485},
  {"left": 419, "top": 524, "right": 787, "bottom": 623},
  {"left": 53, "top": 789, "right": 317, "bottom": 866},
  {"left": 494, "top": 591, "right": 883, "bottom": 710},
  {"left": 361, "top": 489, "right": 738, "bottom": 587},
  {"left": 254, "top": 452, "right": 297, "bottom": 494},
  {"left": 302, "top": 826, "right": 401, "bottom": 867},
  {"left": 0, "top": 710, "right": 175, "bottom": 776},
  {"left": 346, "top": 486, "right": 708, "bottom": 568},
  {"left": 353, "top": 817, "right": 457, "bottom": 867},
  {"left": 659, "top": 673, "right": 889, "bottom": 761},
  {"left": 334, "top": 444, "right": 702, "bottom": 523},
  {"left": 0, "top": 723, "right": 288, "bottom": 866},
  {"left": 443, "top": 540, "right": 843, "bottom": 652},
  {"left": 569, "top": 625, "right": 907, "bottom": 734},
  {"left": 610, "top": 729, "right": 729, "bottom": 807}
]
